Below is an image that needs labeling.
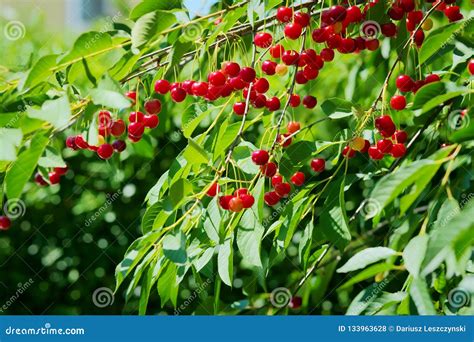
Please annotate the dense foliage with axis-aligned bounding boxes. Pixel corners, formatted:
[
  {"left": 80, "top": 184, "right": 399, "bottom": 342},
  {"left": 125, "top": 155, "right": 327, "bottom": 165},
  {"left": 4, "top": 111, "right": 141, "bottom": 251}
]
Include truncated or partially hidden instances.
[{"left": 0, "top": 0, "right": 473, "bottom": 315}]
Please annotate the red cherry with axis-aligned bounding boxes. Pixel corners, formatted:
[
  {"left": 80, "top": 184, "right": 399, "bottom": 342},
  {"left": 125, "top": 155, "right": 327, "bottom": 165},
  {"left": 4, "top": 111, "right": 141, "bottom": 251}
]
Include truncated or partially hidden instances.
[
  {"left": 342, "top": 146, "right": 356, "bottom": 158},
  {"left": 261, "top": 162, "right": 277, "bottom": 177},
  {"left": 365, "top": 39, "right": 379, "bottom": 51},
  {"left": 239, "top": 67, "right": 256, "bottom": 83},
  {"left": 270, "top": 44, "right": 285, "bottom": 58},
  {"left": 240, "top": 194, "right": 255, "bottom": 208},
  {"left": 98, "top": 125, "right": 110, "bottom": 137},
  {"left": 233, "top": 102, "right": 246, "bottom": 116},
  {"left": 0, "top": 216, "right": 11, "bottom": 231},
  {"left": 252, "top": 94, "right": 267, "bottom": 108},
  {"left": 368, "top": 146, "right": 384, "bottom": 160},
  {"left": 75, "top": 135, "right": 89, "bottom": 149},
  {"left": 264, "top": 191, "right": 281, "bottom": 206},
  {"left": 361, "top": 139, "right": 370, "bottom": 153},
  {"left": 66, "top": 136, "right": 78, "bottom": 150},
  {"left": 229, "top": 77, "right": 246, "bottom": 90},
  {"left": 377, "top": 139, "right": 393, "bottom": 154},
  {"left": 254, "top": 32, "right": 273, "bottom": 48},
  {"left": 303, "top": 95, "right": 317, "bottom": 109},
  {"left": 34, "top": 172, "right": 48, "bottom": 186},
  {"left": 208, "top": 71, "right": 226, "bottom": 86},
  {"left": 294, "top": 12, "right": 310, "bottom": 27},
  {"left": 234, "top": 188, "right": 248, "bottom": 197},
  {"left": 129, "top": 111, "right": 144, "bottom": 123},
  {"left": 375, "top": 115, "right": 396, "bottom": 138},
  {"left": 191, "top": 82, "right": 208, "bottom": 96},
  {"left": 128, "top": 122, "right": 145, "bottom": 137},
  {"left": 425, "top": 74, "right": 440, "bottom": 84},
  {"left": 393, "top": 130, "right": 408, "bottom": 143},
  {"left": 281, "top": 50, "right": 300, "bottom": 65},
  {"left": 381, "top": 23, "right": 398, "bottom": 37},
  {"left": 170, "top": 87, "right": 187, "bottom": 102},
  {"left": 144, "top": 114, "right": 159, "bottom": 129},
  {"left": 254, "top": 78, "right": 270, "bottom": 93},
  {"left": 182, "top": 80, "right": 195, "bottom": 94},
  {"left": 271, "top": 174, "right": 283, "bottom": 187},
  {"left": 98, "top": 110, "right": 111, "bottom": 126},
  {"left": 303, "top": 64, "right": 319, "bottom": 80},
  {"left": 154, "top": 79, "right": 170, "bottom": 94},
  {"left": 339, "top": 38, "right": 356, "bottom": 53},
  {"left": 125, "top": 91, "right": 137, "bottom": 103},
  {"left": 468, "top": 59, "right": 474, "bottom": 75},
  {"left": 229, "top": 197, "right": 244, "bottom": 212},
  {"left": 284, "top": 22, "right": 303, "bottom": 40},
  {"left": 278, "top": 134, "right": 292, "bottom": 148},
  {"left": 327, "top": 34, "right": 341, "bottom": 49},
  {"left": 413, "top": 29, "right": 424, "bottom": 48},
  {"left": 396, "top": 75, "right": 415, "bottom": 92},
  {"left": 223, "top": 62, "right": 241, "bottom": 77},
  {"left": 206, "top": 182, "right": 219, "bottom": 197},
  {"left": 327, "top": 5, "right": 347, "bottom": 24},
  {"left": 49, "top": 171, "right": 61, "bottom": 185},
  {"left": 400, "top": 0, "right": 415, "bottom": 12},
  {"left": 320, "top": 48, "right": 335, "bottom": 61},
  {"left": 287, "top": 121, "right": 301, "bottom": 134},
  {"left": 251, "top": 150, "right": 269, "bottom": 165},
  {"left": 219, "top": 195, "right": 233, "bottom": 210},
  {"left": 291, "top": 172, "right": 305, "bottom": 186},
  {"left": 346, "top": 5, "right": 362, "bottom": 22},
  {"left": 289, "top": 94, "right": 301, "bottom": 107},
  {"left": 111, "top": 119, "right": 126, "bottom": 137},
  {"left": 276, "top": 6, "right": 293, "bottom": 23},
  {"left": 97, "top": 144, "right": 114, "bottom": 160},
  {"left": 295, "top": 71, "right": 308, "bottom": 84},
  {"left": 390, "top": 95, "right": 407, "bottom": 110},
  {"left": 112, "top": 140, "right": 126, "bottom": 152},
  {"left": 144, "top": 99, "right": 162, "bottom": 114},
  {"left": 311, "top": 28, "right": 328, "bottom": 43},
  {"left": 266, "top": 97, "right": 281, "bottom": 111},
  {"left": 391, "top": 143, "right": 406, "bottom": 158},
  {"left": 311, "top": 158, "right": 325, "bottom": 172},
  {"left": 412, "top": 80, "right": 426, "bottom": 94},
  {"left": 54, "top": 166, "right": 68, "bottom": 176},
  {"left": 388, "top": 6, "right": 404, "bottom": 20},
  {"left": 262, "top": 60, "right": 277, "bottom": 75},
  {"left": 275, "top": 182, "right": 291, "bottom": 197}
]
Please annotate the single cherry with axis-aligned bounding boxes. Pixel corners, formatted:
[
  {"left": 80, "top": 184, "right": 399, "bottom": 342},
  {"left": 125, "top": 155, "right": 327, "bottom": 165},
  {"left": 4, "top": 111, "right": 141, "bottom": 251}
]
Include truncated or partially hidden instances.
[
  {"left": 391, "top": 143, "right": 406, "bottom": 158},
  {"left": 251, "top": 150, "right": 269, "bottom": 165},
  {"left": 97, "top": 144, "right": 114, "bottom": 160},
  {"left": 390, "top": 95, "right": 406, "bottom": 110},
  {"left": 240, "top": 194, "right": 255, "bottom": 208},
  {"left": 275, "top": 182, "right": 291, "bottom": 197},
  {"left": 290, "top": 172, "right": 305, "bottom": 186},
  {"left": 311, "top": 158, "right": 325, "bottom": 173},
  {"left": 276, "top": 6, "right": 293, "bottom": 23},
  {"left": 0, "top": 216, "right": 11, "bottom": 231},
  {"left": 261, "top": 162, "right": 277, "bottom": 177},
  {"left": 303, "top": 95, "right": 317, "bottom": 109},
  {"left": 144, "top": 99, "right": 162, "bottom": 115},
  {"left": 229, "top": 197, "right": 244, "bottom": 212},
  {"left": 154, "top": 79, "right": 170, "bottom": 94},
  {"left": 111, "top": 120, "right": 126, "bottom": 137},
  {"left": 264, "top": 191, "right": 281, "bottom": 206}
]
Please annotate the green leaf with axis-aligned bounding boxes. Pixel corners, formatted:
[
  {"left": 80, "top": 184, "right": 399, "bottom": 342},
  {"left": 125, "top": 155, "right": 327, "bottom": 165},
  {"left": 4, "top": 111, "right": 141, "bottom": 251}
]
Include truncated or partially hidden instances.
[
  {"left": 157, "top": 262, "right": 179, "bottom": 307},
  {"left": 5, "top": 131, "right": 49, "bottom": 199},
  {"left": 419, "top": 21, "right": 464, "bottom": 65},
  {"left": 183, "top": 138, "right": 210, "bottom": 165},
  {"left": 279, "top": 141, "right": 316, "bottom": 178},
  {"left": 347, "top": 281, "right": 394, "bottom": 315},
  {"left": 130, "top": 0, "right": 182, "bottom": 20},
  {"left": 89, "top": 76, "right": 131, "bottom": 109},
  {"left": 298, "top": 220, "right": 314, "bottom": 270},
  {"left": 337, "top": 247, "right": 397, "bottom": 273},
  {"left": 131, "top": 11, "right": 177, "bottom": 52},
  {"left": 169, "top": 179, "right": 193, "bottom": 207},
  {"left": 218, "top": 237, "right": 233, "bottom": 286},
  {"left": 338, "top": 263, "right": 396, "bottom": 290},
  {"left": 416, "top": 90, "right": 469, "bottom": 115},
  {"left": 0, "top": 128, "right": 23, "bottom": 161},
  {"left": 237, "top": 209, "right": 264, "bottom": 267},
  {"left": 321, "top": 98, "right": 354, "bottom": 119},
  {"left": 38, "top": 147, "right": 66, "bottom": 168},
  {"left": 163, "top": 232, "right": 187, "bottom": 265},
  {"left": 409, "top": 278, "right": 436, "bottom": 315},
  {"left": 27, "top": 95, "right": 71, "bottom": 130},
  {"left": 403, "top": 235, "right": 428, "bottom": 278},
  {"left": 411, "top": 82, "right": 446, "bottom": 110},
  {"left": 23, "top": 54, "right": 59, "bottom": 89}
]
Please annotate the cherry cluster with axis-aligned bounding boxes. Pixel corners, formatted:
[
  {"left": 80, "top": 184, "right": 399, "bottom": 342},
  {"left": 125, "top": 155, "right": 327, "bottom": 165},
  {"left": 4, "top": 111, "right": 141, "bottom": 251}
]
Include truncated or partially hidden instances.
[
  {"left": 65, "top": 94, "right": 161, "bottom": 160},
  {"left": 390, "top": 73, "right": 441, "bottom": 110}
]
